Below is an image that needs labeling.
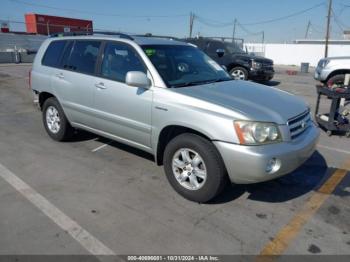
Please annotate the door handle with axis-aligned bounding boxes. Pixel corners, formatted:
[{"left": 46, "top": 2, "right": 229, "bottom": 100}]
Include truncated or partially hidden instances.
[
  {"left": 95, "top": 82, "right": 107, "bottom": 89},
  {"left": 55, "top": 73, "right": 64, "bottom": 79}
]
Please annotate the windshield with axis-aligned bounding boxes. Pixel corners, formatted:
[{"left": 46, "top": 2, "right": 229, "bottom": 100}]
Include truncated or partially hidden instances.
[
  {"left": 141, "top": 45, "right": 231, "bottom": 88},
  {"left": 225, "top": 42, "right": 246, "bottom": 54}
]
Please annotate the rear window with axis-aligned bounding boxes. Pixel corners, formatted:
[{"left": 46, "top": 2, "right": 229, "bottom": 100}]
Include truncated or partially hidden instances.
[
  {"left": 42, "top": 40, "right": 66, "bottom": 67},
  {"left": 66, "top": 40, "right": 101, "bottom": 74}
]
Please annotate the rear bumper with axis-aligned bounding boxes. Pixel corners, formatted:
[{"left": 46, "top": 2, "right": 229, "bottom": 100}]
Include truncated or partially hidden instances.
[{"left": 214, "top": 124, "right": 319, "bottom": 184}]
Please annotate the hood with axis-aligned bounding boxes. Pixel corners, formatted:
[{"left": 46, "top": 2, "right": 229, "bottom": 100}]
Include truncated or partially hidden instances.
[{"left": 170, "top": 80, "right": 308, "bottom": 124}]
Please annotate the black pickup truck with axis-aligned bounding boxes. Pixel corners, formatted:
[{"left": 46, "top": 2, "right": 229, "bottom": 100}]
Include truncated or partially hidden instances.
[{"left": 185, "top": 37, "right": 274, "bottom": 82}]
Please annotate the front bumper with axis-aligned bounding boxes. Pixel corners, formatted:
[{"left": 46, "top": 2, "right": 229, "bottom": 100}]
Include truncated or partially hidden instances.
[
  {"left": 249, "top": 68, "right": 274, "bottom": 80},
  {"left": 214, "top": 125, "right": 319, "bottom": 184},
  {"left": 314, "top": 66, "right": 331, "bottom": 81}
]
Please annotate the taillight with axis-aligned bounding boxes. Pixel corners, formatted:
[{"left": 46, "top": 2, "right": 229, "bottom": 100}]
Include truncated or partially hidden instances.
[{"left": 28, "top": 69, "right": 32, "bottom": 89}]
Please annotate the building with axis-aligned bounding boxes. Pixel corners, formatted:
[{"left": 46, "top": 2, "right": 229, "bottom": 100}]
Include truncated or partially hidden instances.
[
  {"left": 344, "top": 30, "right": 350, "bottom": 40},
  {"left": 25, "top": 13, "right": 93, "bottom": 35},
  {"left": 294, "top": 39, "right": 350, "bottom": 45}
]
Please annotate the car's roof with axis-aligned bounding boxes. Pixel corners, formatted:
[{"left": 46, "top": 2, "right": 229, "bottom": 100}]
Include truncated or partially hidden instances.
[
  {"left": 49, "top": 34, "right": 189, "bottom": 46},
  {"left": 132, "top": 36, "right": 188, "bottom": 46}
]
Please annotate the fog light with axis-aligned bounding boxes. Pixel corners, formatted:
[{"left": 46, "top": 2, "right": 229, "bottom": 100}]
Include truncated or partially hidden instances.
[{"left": 266, "top": 158, "right": 281, "bottom": 174}]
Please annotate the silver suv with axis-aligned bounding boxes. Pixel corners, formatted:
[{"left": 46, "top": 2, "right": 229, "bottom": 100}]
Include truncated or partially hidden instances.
[
  {"left": 31, "top": 33, "right": 319, "bottom": 202},
  {"left": 315, "top": 56, "right": 350, "bottom": 86}
]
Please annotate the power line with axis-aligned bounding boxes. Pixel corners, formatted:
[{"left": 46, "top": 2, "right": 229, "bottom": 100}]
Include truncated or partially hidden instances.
[
  {"left": 9, "top": 0, "right": 188, "bottom": 18},
  {"left": 237, "top": 21, "right": 263, "bottom": 36},
  {"left": 193, "top": 2, "right": 326, "bottom": 28},
  {"left": 195, "top": 15, "right": 234, "bottom": 28},
  {"left": 241, "top": 2, "right": 326, "bottom": 26}
]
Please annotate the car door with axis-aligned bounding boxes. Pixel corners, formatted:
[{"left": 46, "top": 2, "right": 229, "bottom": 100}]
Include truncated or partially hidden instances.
[
  {"left": 51, "top": 40, "right": 102, "bottom": 126},
  {"left": 38, "top": 39, "right": 67, "bottom": 101},
  {"left": 92, "top": 41, "right": 153, "bottom": 149},
  {"left": 205, "top": 41, "right": 228, "bottom": 65}
]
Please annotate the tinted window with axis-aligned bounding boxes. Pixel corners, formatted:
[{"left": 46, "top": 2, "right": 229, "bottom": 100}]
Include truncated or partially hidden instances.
[
  {"left": 207, "top": 41, "right": 226, "bottom": 53},
  {"left": 42, "top": 40, "right": 66, "bottom": 67},
  {"left": 101, "top": 42, "right": 146, "bottom": 82},
  {"left": 66, "top": 41, "right": 101, "bottom": 74},
  {"left": 60, "top": 41, "right": 74, "bottom": 68}
]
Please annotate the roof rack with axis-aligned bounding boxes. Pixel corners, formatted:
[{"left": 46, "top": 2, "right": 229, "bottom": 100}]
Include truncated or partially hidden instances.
[
  {"left": 134, "top": 33, "right": 180, "bottom": 41},
  {"left": 50, "top": 31, "right": 134, "bottom": 40}
]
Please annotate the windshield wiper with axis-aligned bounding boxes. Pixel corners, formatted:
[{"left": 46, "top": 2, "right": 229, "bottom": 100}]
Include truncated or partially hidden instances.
[
  {"left": 171, "top": 78, "right": 231, "bottom": 88},
  {"left": 213, "top": 78, "right": 232, "bottom": 83}
]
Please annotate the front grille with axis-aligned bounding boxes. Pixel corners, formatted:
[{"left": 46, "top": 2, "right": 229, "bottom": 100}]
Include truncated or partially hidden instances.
[
  {"left": 288, "top": 110, "right": 311, "bottom": 139},
  {"left": 262, "top": 63, "right": 274, "bottom": 71}
]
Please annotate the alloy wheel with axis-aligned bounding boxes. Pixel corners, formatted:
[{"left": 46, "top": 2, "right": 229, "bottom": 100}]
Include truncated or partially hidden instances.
[{"left": 172, "top": 148, "right": 207, "bottom": 190}]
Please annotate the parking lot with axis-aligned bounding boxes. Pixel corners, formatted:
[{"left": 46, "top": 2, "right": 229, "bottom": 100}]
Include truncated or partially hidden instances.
[{"left": 0, "top": 63, "right": 349, "bottom": 256}]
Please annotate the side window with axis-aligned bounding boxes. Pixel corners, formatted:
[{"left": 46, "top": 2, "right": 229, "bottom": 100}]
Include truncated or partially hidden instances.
[
  {"left": 66, "top": 40, "right": 101, "bottom": 74},
  {"left": 207, "top": 41, "right": 225, "bottom": 53},
  {"left": 42, "top": 40, "right": 67, "bottom": 67},
  {"left": 60, "top": 41, "right": 74, "bottom": 69},
  {"left": 101, "top": 42, "right": 146, "bottom": 82}
]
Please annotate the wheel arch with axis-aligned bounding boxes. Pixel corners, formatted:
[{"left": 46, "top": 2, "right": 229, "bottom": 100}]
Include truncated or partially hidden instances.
[
  {"left": 326, "top": 69, "right": 350, "bottom": 81},
  {"left": 155, "top": 125, "right": 213, "bottom": 166},
  {"left": 227, "top": 63, "right": 249, "bottom": 72},
  {"left": 39, "top": 92, "right": 55, "bottom": 111}
]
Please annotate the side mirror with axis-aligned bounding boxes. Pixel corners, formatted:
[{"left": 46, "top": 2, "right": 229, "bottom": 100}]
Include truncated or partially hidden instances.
[
  {"left": 125, "top": 71, "right": 151, "bottom": 89},
  {"left": 216, "top": 48, "right": 225, "bottom": 57}
]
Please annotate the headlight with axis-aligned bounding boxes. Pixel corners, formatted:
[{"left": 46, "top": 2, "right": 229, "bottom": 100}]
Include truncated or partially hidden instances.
[
  {"left": 251, "top": 60, "right": 262, "bottom": 69},
  {"left": 234, "top": 121, "right": 282, "bottom": 145}
]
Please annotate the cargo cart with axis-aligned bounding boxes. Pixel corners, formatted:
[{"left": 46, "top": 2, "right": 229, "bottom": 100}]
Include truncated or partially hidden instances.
[{"left": 315, "top": 85, "right": 350, "bottom": 137}]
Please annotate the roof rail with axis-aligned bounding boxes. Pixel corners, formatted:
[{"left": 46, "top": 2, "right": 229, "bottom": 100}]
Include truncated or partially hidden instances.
[
  {"left": 50, "top": 31, "right": 134, "bottom": 40},
  {"left": 134, "top": 33, "right": 179, "bottom": 41}
]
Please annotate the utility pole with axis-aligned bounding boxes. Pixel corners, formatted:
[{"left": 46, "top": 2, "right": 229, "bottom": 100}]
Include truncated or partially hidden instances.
[
  {"left": 262, "top": 31, "right": 265, "bottom": 44},
  {"left": 305, "top": 20, "right": 311, "bottom": 39},
  {"left": 189, "top": 12, "right": 194, "bottom": 38},
  {"left": 325, "top": 0, "right": 332, "bottom": 57},
  {"left": 46, "top": 21, "right": 50, "bottom": 36},
  {"left": 232, "top": 18, "right": 237, "bottom": 43}
]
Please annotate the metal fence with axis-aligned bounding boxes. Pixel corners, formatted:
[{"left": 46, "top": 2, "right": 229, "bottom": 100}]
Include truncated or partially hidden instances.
[{"left": 0, "top": 33, "right": 47, "bottom": 63}]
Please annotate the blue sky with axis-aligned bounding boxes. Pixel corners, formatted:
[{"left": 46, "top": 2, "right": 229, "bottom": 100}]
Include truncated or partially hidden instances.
[{"left": 1, "top": 0, "right": 350, "bottom": 42}]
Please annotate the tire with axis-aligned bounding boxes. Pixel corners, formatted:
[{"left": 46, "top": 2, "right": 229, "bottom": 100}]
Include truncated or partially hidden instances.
[
  {"left": 327, "top": 74, "right": 345, "bottom": 88},
  {"left": 163, "top": 133, "right": 228, "bottom": 203},
  {"left": 229, "top": 67, "right": 248, "bottom": 80},
  {"left": 42, "top": 97, "right": 74, "bottom": 141}
]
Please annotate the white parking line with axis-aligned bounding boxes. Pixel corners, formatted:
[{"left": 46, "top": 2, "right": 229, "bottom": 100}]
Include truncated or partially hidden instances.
[
  {"left": 318, "top": 144, "right": 350, "bottom": 155},
  {"left": 91, "top": 142, "right": 111, "bottom": 153},
  {"left": 0, "top": 163, "right": 115, "bottom": 255}
]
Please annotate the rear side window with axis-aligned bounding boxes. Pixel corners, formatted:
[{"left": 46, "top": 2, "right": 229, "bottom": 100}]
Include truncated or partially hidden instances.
[
  {"left": 66, "top": 41, "right": 101, "bottom": 74},
  {"left": 42, "top": 40, "right": 66, "bottom": 67}
]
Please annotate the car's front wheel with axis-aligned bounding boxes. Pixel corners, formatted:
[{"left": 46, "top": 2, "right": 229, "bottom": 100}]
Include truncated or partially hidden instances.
[
  {"left": 42, "top": 97, "right": 74, "bottom": 141},
  {"left": 230, "top": 67, "right": 248, "bottom": 80},
  {"left": 327, "top": 74, "right": 345, "bottom": 88},
  {"left": 163, "top": 133, "right": 228, "bottom": 202}
]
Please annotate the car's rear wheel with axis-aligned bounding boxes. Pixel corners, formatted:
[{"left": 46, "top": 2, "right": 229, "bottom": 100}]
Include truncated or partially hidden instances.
[
  {"left": 230, "top": 67, "right": 248, "bottom": 80},
  {"left": 42, "top": 97, "right": 74, "bottom": 141},
  {"left": 163, "top": 133, "right": 228, "bottom": 202}
]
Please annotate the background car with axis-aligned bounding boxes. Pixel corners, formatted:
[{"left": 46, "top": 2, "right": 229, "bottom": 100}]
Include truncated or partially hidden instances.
[
  {"left": 315, "top": 56, "right": 350, "bottom": 87},
  {"left": 184, "top": 37, "right": 274, "bottom": 82}
]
